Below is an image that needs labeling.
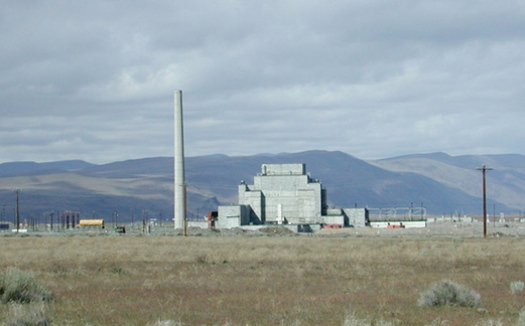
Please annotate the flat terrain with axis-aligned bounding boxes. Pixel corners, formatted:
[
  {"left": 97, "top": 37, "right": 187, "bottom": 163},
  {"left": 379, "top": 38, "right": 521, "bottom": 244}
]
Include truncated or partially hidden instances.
[
  {"left": 316, "top": 221, "right": 525, "bottom": 238},
  {"left": 1, "top": 223, "right": 525, "bottom": 325}
]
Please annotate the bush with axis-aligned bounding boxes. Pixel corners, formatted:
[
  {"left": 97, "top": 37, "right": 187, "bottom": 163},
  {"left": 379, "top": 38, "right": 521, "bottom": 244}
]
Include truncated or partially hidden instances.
[
  {"left": 417, "top": 279, "right": 481, "bottom": 307},
  {"left": 517, "top": 309, "right": 525, "bottom": 326},
  {"left": 510, "top": 281, "right": 524, "bottom": 294},
  {"left": 474, "top": 320, "right": 504, "bottom": 326},
  {"left": 0, "top": 302, "right": 51, "bottom": 326},
  {"left": 147, "top": 321, "right": 184, "bottom": 326},
  {"left": 342, "top": 314, "right": 397, "bottom": 326},
  {"left": 0, "top": 268, "right": 51, "bottom": 304}
]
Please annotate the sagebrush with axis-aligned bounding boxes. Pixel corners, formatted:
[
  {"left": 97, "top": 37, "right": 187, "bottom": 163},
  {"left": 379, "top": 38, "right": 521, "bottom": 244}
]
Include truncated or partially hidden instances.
[
  {"left": 510, "top": 281, "right": 524, "bottom": 294},
  {"left": 0, "top": 267, "right": 51, "bottom": 304},
  {"left": 0, "top": 301, "right": 51, "bottom": 326},
  {"left": 418, "top": 279, "right": 481, "bottom": 307}
]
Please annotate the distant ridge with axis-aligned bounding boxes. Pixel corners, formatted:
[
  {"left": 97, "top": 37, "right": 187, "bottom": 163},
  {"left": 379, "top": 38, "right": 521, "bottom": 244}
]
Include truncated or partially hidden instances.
[
  {"left": 194, "top": 154, "right": 228, "bottom": 158},
  {"left": 370, "top": 152, "right": 525, "bottom": 212},
  {"left": 0, "top": 150, "right": 523, "bottom": 221},
  {"left": 0, "top": 160, "right": 96, "bottom": 177},
  {"left": 254, "top": 152, "right": 290, "bottom": 157}
]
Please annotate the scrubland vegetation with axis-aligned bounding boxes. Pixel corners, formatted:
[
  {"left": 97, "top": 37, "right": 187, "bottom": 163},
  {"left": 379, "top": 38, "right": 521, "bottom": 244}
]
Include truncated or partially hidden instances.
[{"left": 0, "top": 233, "right": 524, "bottom": 325}]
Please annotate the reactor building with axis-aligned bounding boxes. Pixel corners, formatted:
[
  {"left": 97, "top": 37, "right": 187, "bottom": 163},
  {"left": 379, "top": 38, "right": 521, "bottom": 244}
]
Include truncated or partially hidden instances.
[{"left": 217, "top": 163, "right": 368, "bottom": 230}]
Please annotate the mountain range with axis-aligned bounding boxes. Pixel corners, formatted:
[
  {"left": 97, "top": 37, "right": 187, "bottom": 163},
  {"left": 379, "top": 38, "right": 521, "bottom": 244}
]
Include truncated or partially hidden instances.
[{"left": 0, "top": 150, "right": 523, "bottom": 223}]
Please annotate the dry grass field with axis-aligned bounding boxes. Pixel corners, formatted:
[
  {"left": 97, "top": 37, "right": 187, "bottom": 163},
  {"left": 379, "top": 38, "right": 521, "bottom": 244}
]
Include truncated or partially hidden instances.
[{"left": 1, "top": 228, "right": 525, "bottom": 325}]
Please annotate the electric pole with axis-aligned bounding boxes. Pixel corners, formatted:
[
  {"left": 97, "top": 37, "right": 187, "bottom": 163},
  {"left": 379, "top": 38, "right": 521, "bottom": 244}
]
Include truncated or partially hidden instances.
[
  {"left": 14, "top": 189, "right": 21, "bottom": 233},
  {"left": 477, "top": 165, "right": 493, "bottom": 237},
  {"left": 493, "top": 204, "right": 496, "bottom": 227}
]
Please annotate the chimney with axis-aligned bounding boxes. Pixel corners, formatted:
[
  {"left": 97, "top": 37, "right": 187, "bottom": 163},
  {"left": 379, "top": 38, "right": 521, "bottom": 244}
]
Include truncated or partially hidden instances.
[{"left": 174, "top": 90, "right": 185, "bottom": 229}]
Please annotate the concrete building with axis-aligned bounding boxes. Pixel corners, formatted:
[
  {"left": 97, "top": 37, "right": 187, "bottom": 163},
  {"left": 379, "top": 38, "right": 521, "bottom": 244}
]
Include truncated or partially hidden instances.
[
  {"left": 239, "top": 163, "right": 326, "bottom": 225},
  {"left": 217, "top": 163, "right": 368, "bottom": 230}
]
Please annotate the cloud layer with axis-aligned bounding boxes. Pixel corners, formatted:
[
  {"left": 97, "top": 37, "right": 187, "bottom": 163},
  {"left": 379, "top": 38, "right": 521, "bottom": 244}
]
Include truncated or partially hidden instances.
[{"left": 1, "top": 0, "right": 524, "bottom": 163}]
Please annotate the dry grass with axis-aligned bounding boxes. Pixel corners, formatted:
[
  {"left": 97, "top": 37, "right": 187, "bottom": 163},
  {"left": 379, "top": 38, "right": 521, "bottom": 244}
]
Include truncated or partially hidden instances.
[{"left": 0, "top": 234, "right": 524, "bottom": 325}]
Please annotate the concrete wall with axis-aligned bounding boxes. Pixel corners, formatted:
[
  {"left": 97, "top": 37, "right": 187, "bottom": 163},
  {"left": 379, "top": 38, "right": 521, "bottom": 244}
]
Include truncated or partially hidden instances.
[
  {"left": 429, "top": 216, "right": 474, "bottom": 223},
  {"left": 343, "top": 208, "right": 368, "bottom": 227},
  {"left": 326, "top": 208, "right": 343, "bottom": 215},
  {"left": 262, "top": 187, "right": 321, "bottom": 224},
  {"left": 323, "top": 208, "right": 345, "bottom": 226},
  {"left": 239, "top": 185, "right": 264, "bottom": 224},
  {"left": 218, "top": 205, "right": 250, "bottom": 229},
  {"left": 261, "top": 163, "right": 305, "bottom": 175},
  {"left": 187, "top": 221, "right": 208, "bottom": 229},
  {"left": 321, "top": 215, "right": 345, "bottom": 225},
  {"left": 370, "top": 221, "right": 426, "bottom": 228},
  {"left": 239, "top": 164, "right": 324, "bottom": 224}
]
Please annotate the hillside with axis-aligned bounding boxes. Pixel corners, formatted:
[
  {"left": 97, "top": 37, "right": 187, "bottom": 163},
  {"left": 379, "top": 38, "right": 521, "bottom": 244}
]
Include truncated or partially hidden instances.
[
  {"left": 0, "top": 151, "right": 523, "bottom": 223},
  {"left": 0, "top": 160, "right": 95, "bottom": 177},
  {"left": 369, "top": 152, "right": 525, "bottom": 214}
]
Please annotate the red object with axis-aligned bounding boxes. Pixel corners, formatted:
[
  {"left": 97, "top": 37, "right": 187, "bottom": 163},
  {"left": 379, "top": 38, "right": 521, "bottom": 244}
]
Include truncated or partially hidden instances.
[
  {"left": 387, "top": 224, "right": 405, "bottom": 229},
  {"left": 323, "top": 224, "right": 342, "bottom": 229},
  {"left": 208, "top": 211, "right": 218, "bottom": 228}
]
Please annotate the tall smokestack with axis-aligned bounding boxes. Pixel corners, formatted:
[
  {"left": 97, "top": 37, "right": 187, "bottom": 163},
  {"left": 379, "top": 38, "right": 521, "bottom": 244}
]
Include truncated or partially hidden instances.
[{"left": 174, "top": 90, "right": 185, "bottom": 229}]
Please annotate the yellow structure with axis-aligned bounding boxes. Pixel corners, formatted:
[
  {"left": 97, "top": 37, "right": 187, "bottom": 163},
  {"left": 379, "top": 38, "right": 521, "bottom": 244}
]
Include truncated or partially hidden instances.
[{"left": 77, "top": 219, "right": 104, "bottom": 228}]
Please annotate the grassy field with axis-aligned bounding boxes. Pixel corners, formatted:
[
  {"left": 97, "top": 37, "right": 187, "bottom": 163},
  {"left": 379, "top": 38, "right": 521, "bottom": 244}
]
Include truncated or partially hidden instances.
[{"left": 1, "top": 232, "right": 524, "bottom": 325}]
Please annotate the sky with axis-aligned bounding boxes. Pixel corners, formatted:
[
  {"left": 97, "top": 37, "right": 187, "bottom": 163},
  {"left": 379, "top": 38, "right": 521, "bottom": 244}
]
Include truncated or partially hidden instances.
[{"left": 1, "top": 1, "right": 525, "bottom": 164}]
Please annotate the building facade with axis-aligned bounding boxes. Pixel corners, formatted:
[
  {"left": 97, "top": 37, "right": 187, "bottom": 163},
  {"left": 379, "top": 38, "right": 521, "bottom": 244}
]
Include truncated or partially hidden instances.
[
  {"left": 238, "top": 163, "right": 327, "bottom": 225},
  {"left": 217, "top": 163, "right": 368, "bottom": 229}
]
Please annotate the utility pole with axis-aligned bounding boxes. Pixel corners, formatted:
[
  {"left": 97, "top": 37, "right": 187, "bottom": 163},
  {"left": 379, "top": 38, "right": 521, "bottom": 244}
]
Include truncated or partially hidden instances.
[
  {"left": 14, "top": 189, "right": 21, "bottom": 233},
  {"left": 493, "top": 204, "right": 496, "bottom": 227},
  {"left": 477, "top": 165, "right": 493, "bottom": 237},
  {"left": 142, "top": 210, "right": 147, "bottom": 233}
]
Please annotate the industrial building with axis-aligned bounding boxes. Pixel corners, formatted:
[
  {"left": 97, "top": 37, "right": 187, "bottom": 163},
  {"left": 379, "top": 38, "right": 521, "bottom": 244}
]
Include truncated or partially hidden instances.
[{"left": 217, "top": 163, "right": 368, "bottom": 230}]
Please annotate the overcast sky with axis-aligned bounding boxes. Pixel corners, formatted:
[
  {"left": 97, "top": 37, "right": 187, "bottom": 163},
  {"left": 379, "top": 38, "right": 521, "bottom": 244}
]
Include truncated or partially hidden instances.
[{"left": 1, "top": 1, "right": 524, "bottom": 164}]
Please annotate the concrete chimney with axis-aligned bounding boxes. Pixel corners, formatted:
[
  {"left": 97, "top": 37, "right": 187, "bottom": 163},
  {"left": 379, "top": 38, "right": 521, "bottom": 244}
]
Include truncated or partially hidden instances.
[{"left": 174, "top": 90, "right": 185, "bottom": 229}]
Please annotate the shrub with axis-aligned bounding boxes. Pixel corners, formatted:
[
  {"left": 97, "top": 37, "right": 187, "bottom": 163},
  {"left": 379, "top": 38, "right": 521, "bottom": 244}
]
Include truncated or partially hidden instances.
[
  {"left": 147, "top": 321, "right": 184, "bottom": 326},
  {"left": 109, "top": 266, "right": 125, "bottom": 275},
  {"left": 517, "top": 309, "right": 525, "bottom": 326},
  {"left": 342, "top": 314, "right": 370, "bottom": 326},
  {"left": 510, "top": 281, "right": 524, "bottom": 294},
  {"left": 342, "top": 314, "right": 397, "bottom": 326},
  {"left": 0, "top": 301, "right": 51, "bottom": 326},
  {"left": 491, "top": 322, "right": 504, "bottom": 326},
  {"left": 474, "top": 320, "right": 504, "bottom": 326},
  {"left": 0, "top": 268, "right": 51, "bottom": 304},
  {"left": 417, "top": 279, "right": 481, "bottom": 307}
]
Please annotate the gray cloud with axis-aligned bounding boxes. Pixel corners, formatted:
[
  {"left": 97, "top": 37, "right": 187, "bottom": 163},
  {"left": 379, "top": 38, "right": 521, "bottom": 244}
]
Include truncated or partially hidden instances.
[{"left": 1, "top": 0, "right": 524, "bottom": 163}]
